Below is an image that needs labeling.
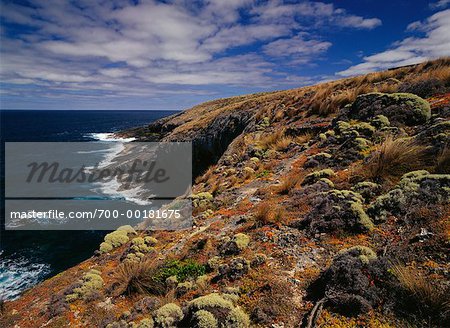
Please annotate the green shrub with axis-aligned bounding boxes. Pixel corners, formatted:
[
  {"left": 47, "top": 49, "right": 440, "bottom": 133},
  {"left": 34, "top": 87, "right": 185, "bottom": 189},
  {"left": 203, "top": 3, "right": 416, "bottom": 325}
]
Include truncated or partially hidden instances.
[
  {"left": 187, "top": 294, "right": 249, "bottom": 328},
  {"left": 99, "top": 226, "right": 137, "bottom": 254},
  {"left": 156, "top": 259, "right": 206, "bottom": 283},
  {"left": 66, "top": 269, "right": 103, "bottom": 302},
  {"left": 226, "top": 307, "right": 250, "bottom": 328},
  {"left": 136, "top": 318, "right": 154, "bottom": 328},
  {"left": 192, "top": 310, "right": 218, "bottom": 328}
]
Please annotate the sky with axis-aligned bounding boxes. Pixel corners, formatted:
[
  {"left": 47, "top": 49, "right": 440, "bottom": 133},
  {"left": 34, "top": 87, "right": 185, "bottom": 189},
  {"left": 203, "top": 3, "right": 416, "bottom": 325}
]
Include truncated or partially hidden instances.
[{"left": 0, "top": 0, "right": 449, "bottom": 110}]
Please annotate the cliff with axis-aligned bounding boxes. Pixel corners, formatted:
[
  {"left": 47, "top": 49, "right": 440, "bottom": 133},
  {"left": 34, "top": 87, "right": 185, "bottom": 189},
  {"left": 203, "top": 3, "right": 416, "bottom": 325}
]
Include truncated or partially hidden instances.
[{"left": 2, "top": 58, "right": 450, "bottom": 328}]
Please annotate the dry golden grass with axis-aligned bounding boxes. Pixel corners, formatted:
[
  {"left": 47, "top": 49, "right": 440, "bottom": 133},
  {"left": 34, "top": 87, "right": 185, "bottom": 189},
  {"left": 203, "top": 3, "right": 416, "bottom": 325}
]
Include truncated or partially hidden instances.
[
  {"left": 364, "top": 136, "right": 429, "bottom": 183},
  {"left": 277, "top": 174, "right": 300, "bottom": 195},
  {"left": 294, "top": 132, "right": 314, "bottom": 144},
  {"left": 252, "top": 203, "right": 273, "bottom": 228},
  {"left": 258, "top": 129, "right": 292, "bottom": 152},
  {"left": 195, "top": 165, "right": 216, "bottom": 184},
  {"left": 113, "top": 260, "right": 165, "bottom": 296},
  {"left": 390, "top": 262, "right": 449, "bottom": 315},
  {"left": 436, "top": 146, "right": 450, "bottom": 173}
]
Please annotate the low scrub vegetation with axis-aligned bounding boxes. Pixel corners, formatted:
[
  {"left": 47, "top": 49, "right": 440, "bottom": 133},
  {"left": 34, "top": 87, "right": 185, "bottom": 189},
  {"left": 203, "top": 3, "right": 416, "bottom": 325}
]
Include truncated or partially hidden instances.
[
  {"left": 390, "top": 262, "right": 450, "bottom": 324},
  {"left": 113, "top": 260, "right": 165, "bottom": 296},
  {"left": 364, "top": 136, "right": 429, "bottom": 183}
]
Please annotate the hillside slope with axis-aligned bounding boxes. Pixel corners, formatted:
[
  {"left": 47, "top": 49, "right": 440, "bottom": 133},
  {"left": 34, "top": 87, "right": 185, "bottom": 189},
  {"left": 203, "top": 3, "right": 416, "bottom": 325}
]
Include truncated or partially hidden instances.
[{"left": 2, "top": 58, "right": 450, "bottom": 328}]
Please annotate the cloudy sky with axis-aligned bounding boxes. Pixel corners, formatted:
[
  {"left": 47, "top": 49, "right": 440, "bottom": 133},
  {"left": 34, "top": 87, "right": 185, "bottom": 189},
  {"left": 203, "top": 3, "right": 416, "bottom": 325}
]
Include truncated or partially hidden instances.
[{"left": 1, "top": 0, "right": 449, "bottom": 110}]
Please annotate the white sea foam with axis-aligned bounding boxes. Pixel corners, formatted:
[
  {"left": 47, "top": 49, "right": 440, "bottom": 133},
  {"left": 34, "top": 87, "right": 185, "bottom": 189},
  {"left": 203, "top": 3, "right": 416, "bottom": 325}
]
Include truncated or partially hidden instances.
[
  {"left": 0, "top": 252, "right": 50, "bottom": 300},
  {"left": 86, "top": 132, "right": 151, "bottom": 205},
  {"left": 88, "top": 132, "right": 136, "bottom": 142}
]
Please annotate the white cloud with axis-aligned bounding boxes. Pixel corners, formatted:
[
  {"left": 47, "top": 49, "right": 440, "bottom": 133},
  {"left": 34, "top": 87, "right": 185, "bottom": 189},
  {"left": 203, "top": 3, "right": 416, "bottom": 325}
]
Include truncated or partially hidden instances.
[
  {"left": 430, "top": 0, "right": 450, "bottom": 9},
  {"left": 252, "top": 1, "right": 381, "bottom": 29},
  {"left": 0, "top": 0, "right": 383, "bottom": 106},
  {"left": 263, "top": 34, "right": 332, "bottom": 57},
  {"left": 338, "top": 9, "right": 450, "bottom": 76}
]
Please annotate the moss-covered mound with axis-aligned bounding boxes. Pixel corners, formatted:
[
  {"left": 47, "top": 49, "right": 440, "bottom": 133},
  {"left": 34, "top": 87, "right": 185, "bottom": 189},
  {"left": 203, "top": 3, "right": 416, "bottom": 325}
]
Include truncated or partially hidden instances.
[
  {"left": 306, "top": 246, "right": 385, "bottom": 317},
  {"left": 346, "top": 92, "right": 431, "bottom": 126},
  {"left": 368, "top": 170, "right": 450, "bottom": 222},
  {"left": 182, "top": 293, "right": 250, "bottom": 328},
  {"left": 304, "top": 189, "right": 374, "bottom": 233}
]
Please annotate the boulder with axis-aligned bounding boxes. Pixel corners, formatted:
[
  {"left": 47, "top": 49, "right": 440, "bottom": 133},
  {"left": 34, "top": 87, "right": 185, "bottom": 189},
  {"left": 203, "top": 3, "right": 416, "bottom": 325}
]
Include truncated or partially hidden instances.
[{"left": 346, "top": 92, "right": 431, "bottom": 126}]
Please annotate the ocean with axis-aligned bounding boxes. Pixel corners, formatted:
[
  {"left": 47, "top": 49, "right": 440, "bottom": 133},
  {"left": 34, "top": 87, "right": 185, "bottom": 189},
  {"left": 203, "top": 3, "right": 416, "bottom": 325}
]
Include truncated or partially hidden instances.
[{"left": 0, "top": 109, "right": 178, "bottom": 300}]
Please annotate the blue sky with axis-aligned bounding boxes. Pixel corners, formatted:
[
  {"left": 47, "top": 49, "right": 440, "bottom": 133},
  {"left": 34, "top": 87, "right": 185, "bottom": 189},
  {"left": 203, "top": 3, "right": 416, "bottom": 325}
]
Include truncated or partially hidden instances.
[{"left": 0, "top": 0, "right": 449, "bottom": 110}]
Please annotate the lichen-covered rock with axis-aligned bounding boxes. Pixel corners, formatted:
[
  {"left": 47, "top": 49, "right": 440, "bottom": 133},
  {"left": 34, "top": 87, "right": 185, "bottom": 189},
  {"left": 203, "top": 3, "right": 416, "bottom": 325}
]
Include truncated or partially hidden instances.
[
  {"left": 307, "top": 246, "right": 384, "bottom": 316},
  {"left": 195, "top": 275, "right": 209, "bottom": 289},
  {"left": 106, "top": 320, "right": 131, "bottom": 328},
  {"left": 304, "top": 189, "right": 374, "bottom": 233},
  {"left": 398, "top": 78, "right": 446, "bottom": 98},
  {"left": 218, "top": 257, "right": 250, "bottom": 281},
  {"left": 338, "top": 245, "right": 377, "bottom": 265},
  {"left": 99, "top": 242, "right": 114, "bottom": 253},
  {"left": 192, "top": 192, "right": 214, "bottom": 208},
  {"left": 304, "top": 152, "right": 332, "bottom": 168},
  {"left": 105, "top": 231, "right": 129, "bottom": 248},
  {"left": 219, "top": 233, "right": 250, "bottom": 255},
  {"left": 345, "top": 92, "right": 431, "bottom": 126},
  {"left": 301, "top": 169, "right": 335, "bottom": 186},
  {"left": 117, "top": 225, "right": 137, "bottom": 235},
  {"left": 415, "top": 121, "right": 450, "bottom": 148},
  {"left": 250, "top": 253, "right": 267, "bottom": 267},
  {"left": 207, "top": 256, "right": 222, "bottom": 270},
  {"left": 368, "top": 170, "right": 450, "bottom": 222},
  {"left": 154, "top": 303, "right": 183, "bottom": 328},
  {"left": 175, "top": 281, "right": 193, "bottom": 297},
  {"left": 352, "top": 181, "right": 381, "bottom": 203},
  {"left": 370, "top": 115, "right": 390, "bottom": 129},
  {"left": 122, "top": 236, "right": 158, "bottom": 263},
  {"left": 132, "top": 297, "right": 161, "bottom": 315},
  {"left": 165, "top": 276, "right": 178, "bottom": 289}
]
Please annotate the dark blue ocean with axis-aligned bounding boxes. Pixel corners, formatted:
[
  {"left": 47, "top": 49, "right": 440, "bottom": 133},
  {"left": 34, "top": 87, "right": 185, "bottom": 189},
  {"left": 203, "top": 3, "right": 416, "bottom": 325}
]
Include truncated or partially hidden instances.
[{"left": 0, "top": 109, "right": 177, "bottom": 300}]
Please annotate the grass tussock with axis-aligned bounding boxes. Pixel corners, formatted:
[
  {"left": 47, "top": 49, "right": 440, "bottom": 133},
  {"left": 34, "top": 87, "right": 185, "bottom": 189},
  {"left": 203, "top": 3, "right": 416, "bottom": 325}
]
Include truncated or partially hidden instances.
[
  {"left": 294, "top": 132, "right": 314, "bottom": 144},
  {"left": 113, "top": 260, "right": 166, "bottom": 296},
  {"left": 390, "top": 262, "right": 450, "bottom": 318},
  {"left": 435, "top": 145, "right": 450, "bottom": 173},
  {"left": 250, "top": 203, "right": 285, "bottom": 228},
  {"left": 277, "top": 174, "right": 300, "bottom": 195},
  {"left": 258, "top": 129, "right": 292, "bottom": 152},
  {"left": 195, "top": 165, "right": 216, "bottom": 184},
  {"left": 364, "top": 136, "right": 429, "bottom": 183}
]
